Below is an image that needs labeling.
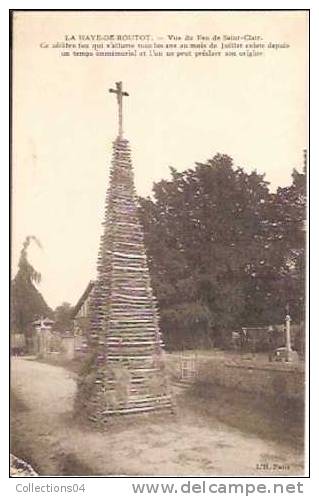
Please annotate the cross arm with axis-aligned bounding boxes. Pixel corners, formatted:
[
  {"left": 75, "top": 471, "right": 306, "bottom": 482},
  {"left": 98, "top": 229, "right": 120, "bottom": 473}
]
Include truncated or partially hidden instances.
[{"left": 108, "top": 89, "right": 129, "bottom": 96}]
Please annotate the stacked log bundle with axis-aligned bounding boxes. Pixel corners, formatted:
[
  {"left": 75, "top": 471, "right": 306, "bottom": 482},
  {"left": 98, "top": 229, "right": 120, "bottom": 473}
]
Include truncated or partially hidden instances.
[{"left": 78, "top": 136, "right": 172, "bottom": 420}]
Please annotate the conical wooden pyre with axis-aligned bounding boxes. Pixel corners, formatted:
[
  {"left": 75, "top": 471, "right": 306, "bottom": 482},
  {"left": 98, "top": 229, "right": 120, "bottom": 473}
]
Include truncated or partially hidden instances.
[{"left": 78, "top": 83, "right": 172, "bottom": 420}]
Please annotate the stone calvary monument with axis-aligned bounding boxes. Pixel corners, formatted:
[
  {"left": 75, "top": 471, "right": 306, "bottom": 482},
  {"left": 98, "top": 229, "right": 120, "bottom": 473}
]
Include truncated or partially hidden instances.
[{"left": 77, "top": 82, "right": 172, "bottom": 421}]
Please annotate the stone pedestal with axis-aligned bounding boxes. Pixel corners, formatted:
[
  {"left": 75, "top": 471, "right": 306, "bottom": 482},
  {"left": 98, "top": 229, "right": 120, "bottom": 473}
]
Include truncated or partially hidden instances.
[{"left": 286, "top": 350, "right": 299, "bottom": 363}]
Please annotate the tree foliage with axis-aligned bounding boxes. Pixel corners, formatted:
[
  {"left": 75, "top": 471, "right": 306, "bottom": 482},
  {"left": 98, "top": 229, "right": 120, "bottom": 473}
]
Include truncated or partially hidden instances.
[
  {"left": 11, "top": 236, "right": 52, "bottom": 335},
  {"left": 53, "top": 302, "right": 74, "bottom": 333},
  {"left": 138, "top": 154, "right": 306, "bottom": 350}
]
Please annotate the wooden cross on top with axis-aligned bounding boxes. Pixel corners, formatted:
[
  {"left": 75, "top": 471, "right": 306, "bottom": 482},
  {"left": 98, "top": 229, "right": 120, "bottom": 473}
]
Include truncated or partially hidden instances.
[{"left": 109, "top": 81, "right": 129, "bottom": 138}]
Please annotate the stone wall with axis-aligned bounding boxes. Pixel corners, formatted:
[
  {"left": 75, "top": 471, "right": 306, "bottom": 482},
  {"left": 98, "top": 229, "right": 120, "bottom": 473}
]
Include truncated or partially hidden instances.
[
  {"left": 198, "top": 360, "right": 305, "bottom": 402},
  {"left": 168, "top": 353, "right": 305, "bottom": 403}
]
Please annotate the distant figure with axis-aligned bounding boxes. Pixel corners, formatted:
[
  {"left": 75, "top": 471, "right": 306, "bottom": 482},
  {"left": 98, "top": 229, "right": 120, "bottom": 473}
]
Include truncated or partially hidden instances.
[
  {"left": 268, "top": 325, "right": 275, "bottom": 362},
  {"left": 240, "top": 328, "right": 248, "bottom": 352}
]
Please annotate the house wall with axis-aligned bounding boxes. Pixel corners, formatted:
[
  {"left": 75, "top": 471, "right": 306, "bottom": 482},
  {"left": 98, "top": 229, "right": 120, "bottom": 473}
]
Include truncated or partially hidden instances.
[
  {"left": 61, "top": 336, "right": 75, "bottom": 360},
  {"left": 73, "top": 293, "right": 92, "bottom": 336}
]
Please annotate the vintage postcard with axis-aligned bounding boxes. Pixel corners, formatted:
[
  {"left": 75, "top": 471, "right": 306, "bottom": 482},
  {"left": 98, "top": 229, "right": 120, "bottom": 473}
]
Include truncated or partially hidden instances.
[{"left": 10, "top": 10, "right": 308, "bottom": 477}]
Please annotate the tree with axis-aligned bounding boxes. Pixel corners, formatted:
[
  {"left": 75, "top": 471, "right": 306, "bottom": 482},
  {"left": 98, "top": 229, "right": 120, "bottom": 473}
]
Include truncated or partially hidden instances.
[
  {"left": 53, "top": 302, "right": 74, "bottom": 333},
  {"left": 139, "top": 153, "right": 307, "bottom": 350},
  {"left": 264, "top": 164, "right": 306, "bottom": 323},
  {"left": 11, "top": 236, "right": 52, "bottom": 336}
]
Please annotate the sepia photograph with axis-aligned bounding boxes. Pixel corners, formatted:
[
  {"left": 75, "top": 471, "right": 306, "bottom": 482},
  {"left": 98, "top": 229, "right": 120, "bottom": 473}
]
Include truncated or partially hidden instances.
[{"left": 10, "top": 9, "right": 308, "bottom": 477}]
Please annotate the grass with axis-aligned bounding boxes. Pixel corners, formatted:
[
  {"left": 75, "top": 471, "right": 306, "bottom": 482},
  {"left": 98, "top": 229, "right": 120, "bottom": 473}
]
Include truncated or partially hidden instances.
[{"left": 186, "top": 382, "right": 304, "bottom": 451}]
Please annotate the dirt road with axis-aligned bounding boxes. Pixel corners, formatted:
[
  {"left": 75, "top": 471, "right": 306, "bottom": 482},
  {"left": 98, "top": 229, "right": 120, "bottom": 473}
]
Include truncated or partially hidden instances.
[{"left": 11, "top": 357, "right": 304, "bottom": 476}]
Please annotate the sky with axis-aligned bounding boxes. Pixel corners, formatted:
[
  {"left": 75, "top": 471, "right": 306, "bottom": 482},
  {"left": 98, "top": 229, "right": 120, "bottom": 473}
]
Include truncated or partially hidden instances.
[{"left": 11, "top": 11, "right": 308, "bottom": 309}]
